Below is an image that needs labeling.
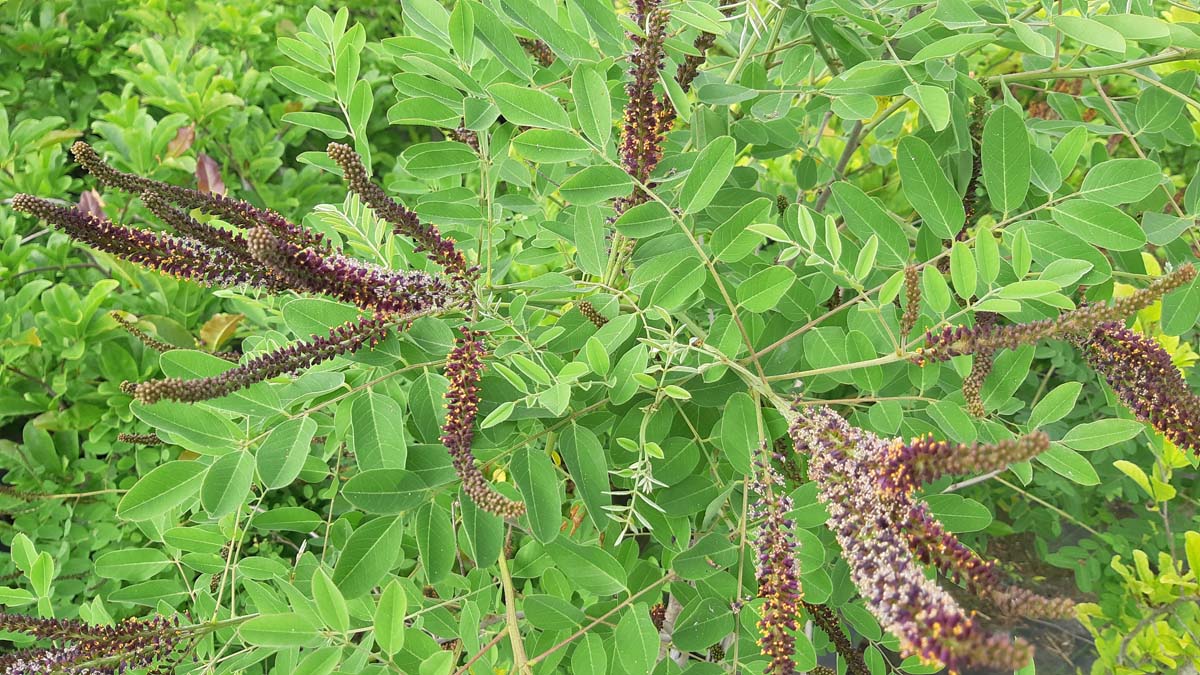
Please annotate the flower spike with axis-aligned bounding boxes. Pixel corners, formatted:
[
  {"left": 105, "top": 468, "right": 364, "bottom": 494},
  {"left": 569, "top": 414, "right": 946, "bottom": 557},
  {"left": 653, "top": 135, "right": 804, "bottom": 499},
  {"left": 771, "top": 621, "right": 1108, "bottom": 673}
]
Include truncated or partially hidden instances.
[
  {"left": 919, "top": 264, "right": 1196, "bottom": 362},
  {"left": 1076, "top": 322, "right": 1200, "bottom": 453},
  {"left": 750, "top": 450, "right": 802, "bottom": 675},
  {"left": 326, "top": 142, "right": 476, "bottom": 291},
  {"left": 441, "top": 329, "right": 526, "bottom": 518},
  {"left": 70, "top": 141, "right": 326, "bottom": 251},
  {"left": 125, "top": 314, "right": 392, "bottom": 404}
]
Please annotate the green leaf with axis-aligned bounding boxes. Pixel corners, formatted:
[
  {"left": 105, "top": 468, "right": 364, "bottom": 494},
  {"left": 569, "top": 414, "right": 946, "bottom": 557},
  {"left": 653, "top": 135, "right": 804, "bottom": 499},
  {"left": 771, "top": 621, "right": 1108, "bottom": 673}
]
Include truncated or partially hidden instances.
[
  {"left": 1163, "top": 277, "right": 1200, "bottom": 334},
  {"left": 131, "top": 401, "right": 241, "bottom": 455},
  {"left": 949, "top": 241, "right": 976, "bottom": 299},
  {"left": 282, "top": 111, "right": 349, "bottom": 139},
  {"left": 574, "top": 63, "right": 612, "bottom": 148},
  {"left": 511, "top": 447, "right": 561, "bottom": 543},
  {"left": 488, "top": 82, "right": 570, "bottom": 129},
  {"left": 925, "top": 494, "right": 992, "bottom": 533},
  {"left": 571, "top": 633, "right": 608, "bottom": 674},
  {"left": 1028, "top": 382, "right": 1082, "bottom": 428},
  {"left": 905, "top": 83, "right": 950, "bottom": 132},
  {"left": 415, "top": 502, "right": 456, "bottom": 584},
  {"left": 558, "top": 424, "right": 610, "bottom": 531},
  {"left": 272, "top": 66, "right": 335, "bottom": 102},
  {"left": 1060, "top": 419, "right": 1144, "bottom": 452},
  {"left": 1050, "top": 200, "right": 1146, "bottom": 251},
  {"left": 350, "top": 390, "right": 407, "bottom": 471},
  {"left": 679, "top": 135, "right": 735, "bottom": 214},
  {"left": 240, "top": 613, "right": 323, "bottom": 647},
  {"left": 737, "top": 266, "right": 795, "bottom": 313},
  {"left": 830, "top": 183, "right": 909, "bottom": 266},
  {"left": 1054, "top": 16, "right": 1126, "bottom": 53},
  {"left": 613, "top": 201, "right": 673, "bottom": 238},
  {"left": 897, "top": 137, "right": 962, "bottom": 239},
  {"left": 545, "top": 537, "right": 626, "bottom": 595},
  {"left": 910, "top": 34, "right": 994, "bottom": 61},
  {"left": 1079, "top": 159, "right": 1161, "bottom": 205},
  {"left": 343, "top": 469, "right": 429, "bottom": 514},
  {"left": 94, "top": 549, "right": 171, "bottom": 582},
  {"left": 720, "top": 393, "right": 756, "bottom": 475},
  {"left": 201, "top": 451, "right": 253, "bottom": 519},
  {"left": 615, "top": 606, "right": 658, "bottom": 675},
  {"left": 117, "top": 461, "right": 206, "bottom": 521},
  {"left": 468, "top": 1, "right": 533, "bottom": 79},
  {"left": 312, "top": 567, "right": 350, "bottom": 633},
  {"left": 673, "top": 597, "right": 734, "bottom": 651},
  {"left": 257, "top": 416, "right": 317, "bottom": 490},
  {"left": 649, "top": 258, "right": 706, "bottom": 310},
  {"left": 525, "top": 594, "right": 587, "bottom": 630},
  {"left": 512, "top": 129, "right": 591, "bottom": 163},
  {"left": 375, "top": 580, "right": 408, "bottom": 656},
  {"left": 711, "top": 197, "right": 774, "bottom": 262},
  {"left": 982, "top": 105, "right": 1030, "bottom": 214},
  {"left": 559, "top": 165, "right": 634, "bottom": 205},
  {"left": 332, "top": 515, "right": 405, "bottom": 598},
  {"left": 1037, "top": 444, "right": 1100, "bottom": 485},
  {"left": 404, "top": 141, "right": 478, "bottom": 178}
]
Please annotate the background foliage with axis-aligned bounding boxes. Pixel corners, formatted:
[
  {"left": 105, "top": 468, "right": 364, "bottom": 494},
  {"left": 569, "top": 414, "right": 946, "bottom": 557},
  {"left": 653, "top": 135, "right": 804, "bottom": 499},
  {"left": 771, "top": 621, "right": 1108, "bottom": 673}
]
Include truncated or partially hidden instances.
[{"left": 2, "top": 0, "right": 1200, "bottom": 674}]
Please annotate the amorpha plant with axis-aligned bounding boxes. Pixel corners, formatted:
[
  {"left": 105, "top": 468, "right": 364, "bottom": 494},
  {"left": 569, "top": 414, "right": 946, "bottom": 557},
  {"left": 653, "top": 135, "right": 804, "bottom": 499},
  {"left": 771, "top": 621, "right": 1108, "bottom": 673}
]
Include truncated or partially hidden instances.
[{"left": 6, "top": 1, "right": 1200, "bottom": 674}]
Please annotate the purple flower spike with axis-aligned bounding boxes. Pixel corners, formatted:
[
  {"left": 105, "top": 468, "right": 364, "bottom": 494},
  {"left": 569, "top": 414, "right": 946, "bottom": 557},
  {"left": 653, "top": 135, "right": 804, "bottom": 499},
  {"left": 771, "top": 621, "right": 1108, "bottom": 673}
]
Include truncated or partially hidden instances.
[
  {"left": 441, "top": 328, "right": 526, "bottom": 518},
  {"left": 244, "top": 226, "right": 454, "bottom": 314},
  {"left": 1078, "top": 322, "right": 1200, "bottom": 454},
  {"left": 126, "top": 314, "right": 392, "bottom": 404},
  {"left": 789, "top": 407, "right": 1035, "bottom": 673},
  {"left": 70, "top": 141, "right": 327, "bottom": 251},
  {"left": 749, "top": 452, "right": 802, "bottom": 675}
]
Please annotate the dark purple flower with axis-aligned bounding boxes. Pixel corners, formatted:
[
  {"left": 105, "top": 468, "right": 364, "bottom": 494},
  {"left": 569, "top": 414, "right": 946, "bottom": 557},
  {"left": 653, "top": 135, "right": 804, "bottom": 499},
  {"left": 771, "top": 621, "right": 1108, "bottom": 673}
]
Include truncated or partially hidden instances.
[
  {"left": 919, "top": 264, "right": 1196, "bottom": 363},
  {"left": 441, "top": 328, "right": 526, "bottom": 518},
  {"left": 326, "top": 142, "right": 476, "bottom": 292},
  {"left": 900, "top": 265, "right": 921, "bottom": 339},
  {"left": 616, "top": 4, "right": 671, "bottom": 214},
  {"left": 802, "top": 603, "right": 869, "bottom": 675},
  {"left": 789, "top": 407, "right": 1035, "bottom": 672},
  {"left": 749, "top": 451, "right": 801, "bottom": 675},
  {"left": 577, "top": 301, "right": 608, "bottom": 328},
  {"left": 125, "top": 314, "right": 391, "bottom": 404},
  {"left": 244, "top": 226, "right": 455, "bottom": 314},
  {"left": 1077, "top": 322, "right": 1200, "bottom": 453},
  {"left": 11, "top": 194, "right": 277, "bottom": 290},
  {"left": 70, "top": 141, "right": 327, "bottom": 252}
]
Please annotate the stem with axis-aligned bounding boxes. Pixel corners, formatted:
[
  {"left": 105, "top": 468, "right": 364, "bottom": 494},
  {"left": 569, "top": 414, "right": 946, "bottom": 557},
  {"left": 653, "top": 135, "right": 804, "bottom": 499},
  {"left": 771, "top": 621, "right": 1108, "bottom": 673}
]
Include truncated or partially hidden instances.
[{"left": 498, "top": 543, "right": 532, "bottom": 675}]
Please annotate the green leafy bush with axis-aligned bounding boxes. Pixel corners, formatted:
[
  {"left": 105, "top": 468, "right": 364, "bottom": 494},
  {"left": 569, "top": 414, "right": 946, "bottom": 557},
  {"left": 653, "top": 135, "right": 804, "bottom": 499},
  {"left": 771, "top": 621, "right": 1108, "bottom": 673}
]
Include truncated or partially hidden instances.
[{"left": 4, "top": 2, "right": 1200, "bottom": 675}]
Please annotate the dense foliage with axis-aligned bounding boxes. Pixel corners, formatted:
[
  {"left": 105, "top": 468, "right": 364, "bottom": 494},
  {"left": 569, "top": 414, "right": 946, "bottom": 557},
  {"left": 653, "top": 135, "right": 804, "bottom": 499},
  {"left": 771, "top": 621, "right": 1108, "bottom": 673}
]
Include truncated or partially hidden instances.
[{"left": 4, "top": 1, "right": 1200, "bottom": 674}]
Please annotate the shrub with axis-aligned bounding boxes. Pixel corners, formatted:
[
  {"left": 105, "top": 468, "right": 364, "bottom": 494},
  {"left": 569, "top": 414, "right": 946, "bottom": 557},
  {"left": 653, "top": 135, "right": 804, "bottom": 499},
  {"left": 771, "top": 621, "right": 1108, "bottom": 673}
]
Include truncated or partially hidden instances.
[{"left": 5, "top": 2, "right": 1200, "bottom": 675}]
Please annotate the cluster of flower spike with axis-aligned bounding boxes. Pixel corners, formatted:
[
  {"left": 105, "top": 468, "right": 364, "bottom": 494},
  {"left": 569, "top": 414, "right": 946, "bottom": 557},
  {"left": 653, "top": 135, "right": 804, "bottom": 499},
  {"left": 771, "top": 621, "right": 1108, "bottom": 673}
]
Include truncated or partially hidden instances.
[
  {"left": 918, "top": 264, "right": 1200, "bottom": 450},
  {"left": 441, "top": 329, "right": 526, "bottom": 518},
  {"left": 0, "top": 612, "right": 187, "bottom": 675},
  {"left": 749, "top": 450, "right": 802, "bottom": 675},
  {"left": 787, "top": 406, "right": 1073, "bottom": 672},
  {"left": 1076, "top": 322, "right": 1200, "bottom": 453},
  {"left": 15, "top": 142, "right": 530, "bottom": 519}
]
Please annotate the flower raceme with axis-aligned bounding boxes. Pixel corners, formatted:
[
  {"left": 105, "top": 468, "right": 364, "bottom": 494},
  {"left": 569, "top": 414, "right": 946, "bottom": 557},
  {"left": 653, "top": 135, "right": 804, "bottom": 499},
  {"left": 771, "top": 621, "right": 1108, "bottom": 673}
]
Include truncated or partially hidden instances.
[
  {"left": 0, "top": 612, "right": 188, "bottom": 675},
  {"left": 749, "top": 451, "right": 801, "bottom": 675},
  {"left": 786, "top": 407, "right": 1073, "bottom": 673},
  {"left": 14, "top": 141, "right": 524, "bottom": 518},
  {"left": 919, "top": 264, "right": 1196, "bottom": 363},
  {"left": 441, "top": 329, "right": 526, "bottom": 518},
  {"left": 1077, "top": 322, "right": 1200, "bottom": 453},
  {"left": 917, "top": 264, "right": 1200, "bottom": 452}
]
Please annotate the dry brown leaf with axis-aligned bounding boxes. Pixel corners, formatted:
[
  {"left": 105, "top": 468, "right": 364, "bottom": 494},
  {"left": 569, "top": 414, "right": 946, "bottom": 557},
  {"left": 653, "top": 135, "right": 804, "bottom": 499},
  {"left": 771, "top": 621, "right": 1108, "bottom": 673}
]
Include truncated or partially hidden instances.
[
  {"left": 199, "top": 313, "right": 243, "bottom": 350},
  {"left": 167, "top": 125, "right": 196, "bottom": 158},
  {"left": 77, "top": 189, "right": 106, "bottom": 219},
  {"left": 196, "top": 152, "right": 226, "bottom": 195}
]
